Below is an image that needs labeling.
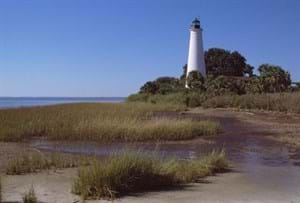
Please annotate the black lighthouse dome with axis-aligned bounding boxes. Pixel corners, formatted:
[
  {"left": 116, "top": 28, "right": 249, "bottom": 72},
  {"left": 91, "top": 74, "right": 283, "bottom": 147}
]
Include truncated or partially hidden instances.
[{"left": 191, "top": 18, "right": 201, "bottom": 29}]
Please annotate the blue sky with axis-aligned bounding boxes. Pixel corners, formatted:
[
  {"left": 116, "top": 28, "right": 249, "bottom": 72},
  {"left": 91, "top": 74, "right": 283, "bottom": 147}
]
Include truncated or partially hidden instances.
[{"left": 1, "top": 0, "right": 300, "bottom": 97}]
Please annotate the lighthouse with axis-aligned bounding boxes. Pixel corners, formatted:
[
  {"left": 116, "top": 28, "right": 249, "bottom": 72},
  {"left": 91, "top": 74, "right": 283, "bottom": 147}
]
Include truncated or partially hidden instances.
[{"left": 186, "top": 18, "right": 206, "bottom": 80}]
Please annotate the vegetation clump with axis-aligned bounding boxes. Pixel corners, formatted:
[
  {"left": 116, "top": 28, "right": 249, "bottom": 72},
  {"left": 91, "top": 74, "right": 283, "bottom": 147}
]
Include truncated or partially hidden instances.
[
  {"left": 72, "top": 150, "right": 229, "bottom": 200},
  {"left": 204, "top": 48, "right": 254, "bottom": 77},
  {"left": 22, "top": 186, "right": 37, "bottom": 203}
]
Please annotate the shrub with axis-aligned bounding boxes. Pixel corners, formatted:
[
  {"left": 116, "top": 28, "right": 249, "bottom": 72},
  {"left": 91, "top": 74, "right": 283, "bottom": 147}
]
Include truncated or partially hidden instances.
[
  {"left": 258, "top": 64, "right": 291, "bottom": 93},
  {"left": 186, "top": 71, "right": 205, "bottom": 90},
  {"left": 184, "top": 91, "right": 208, "bottom": 107},
  {"left": 205, "top": 48, "right": 251, "bottom": 77},
  {"left": 205, "top": 75, "right": 247, "bottom": 96},
  {"left": 139, "top": 81, "right": 159, "bottom": 94},
  {"left": 127, "top": 93, "right": 150, "bottom": 102},
  {"left": 245, "top": 77, "right": 264, "bottom": 94},
  {"left": 139, "top": 77, "right": 184, "bottom": 95}
]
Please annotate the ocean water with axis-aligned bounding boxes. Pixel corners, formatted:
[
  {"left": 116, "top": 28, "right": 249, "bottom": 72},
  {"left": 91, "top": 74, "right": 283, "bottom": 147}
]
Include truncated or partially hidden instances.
[{"left": 0, "top": 97, "right": 125, "bottom": 108}]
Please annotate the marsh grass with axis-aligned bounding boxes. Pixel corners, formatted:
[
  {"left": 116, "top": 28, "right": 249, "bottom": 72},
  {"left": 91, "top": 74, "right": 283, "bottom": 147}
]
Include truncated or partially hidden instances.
[
  {"left": 0, "top": 103, "right": 219, "bottom": 142},
  {"left": 22, "top": 186, "right": 37, "bottom": 203},
  {"left": 161, "top": 150, "right": 229, "bottom": 183},
  {"left": 202, "top": 92, "right": 300, "bottom": 113},
  {"left": 6, "top": 153, "right": 90, "bottom": 175},
  {"left": 72, "top": 150, "right": 229, "bottom": 200},
  {"left": 128, "top": 92, "right": 208, "bottom": 107},
  {"left": 129, "top": 92, "right": 300, "bottom": 113}
]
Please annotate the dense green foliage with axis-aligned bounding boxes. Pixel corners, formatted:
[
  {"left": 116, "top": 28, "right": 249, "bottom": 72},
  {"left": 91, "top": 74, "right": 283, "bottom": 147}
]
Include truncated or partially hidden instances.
[
  {"left": 129, "top": 47, "right": 295, "bottom": 109},
  {"left": 205, "top": 48, "right": 253, "bottom": 77},
  {"left": 258, "top": 64, "right": 291, "bottom": 93},
  {"left": 72, "top": 151, "right": 228, "bottom": 199},
  {"left": 140, "top": 77, "right": 184, "bottom": 95},
  {"left": 186, "top": 71, "right": 205, "bottom": 90},
  {"left": 204, "top": 75, "right": 248, "bottom": 96}
]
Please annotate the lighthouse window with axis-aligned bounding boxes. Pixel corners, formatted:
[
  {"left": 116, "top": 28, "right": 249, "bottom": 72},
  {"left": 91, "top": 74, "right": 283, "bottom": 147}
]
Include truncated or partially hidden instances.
[{"left": 195, "top": 25, "right": 200, "bottom": 29}]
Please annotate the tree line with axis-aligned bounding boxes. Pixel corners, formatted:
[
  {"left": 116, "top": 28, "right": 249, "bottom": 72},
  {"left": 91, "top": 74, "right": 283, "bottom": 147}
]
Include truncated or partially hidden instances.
[{"left": 138, "top": 48, "right": 296, "bottom": 96}]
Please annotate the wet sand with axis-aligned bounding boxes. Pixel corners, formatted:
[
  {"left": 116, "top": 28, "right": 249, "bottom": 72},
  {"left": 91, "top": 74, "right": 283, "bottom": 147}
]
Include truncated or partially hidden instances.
[{"left": 1, "top": 108, "right": 300, "bottom": 202}]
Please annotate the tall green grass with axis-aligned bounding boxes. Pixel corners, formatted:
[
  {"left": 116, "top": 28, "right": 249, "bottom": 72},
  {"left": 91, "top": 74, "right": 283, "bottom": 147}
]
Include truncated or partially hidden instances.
[
  {"left": 0, "top": 103, "right": 219, "bottom": 142},
  {"left": 72, "top": 150, "right": 229, "bottom": 200},
  {"left": 202, "top": 92, "right": 300, "bottom": 113}
]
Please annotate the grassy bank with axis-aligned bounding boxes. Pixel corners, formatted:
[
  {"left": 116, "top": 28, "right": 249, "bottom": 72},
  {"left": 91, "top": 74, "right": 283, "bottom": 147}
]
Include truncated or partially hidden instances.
[
  {"left": 128, "top": 92, "right": 300, "bottom": 113},
  {"left": 0, "top": 102, "right": 220, "bottom": 142},
  {"left": 202, "top": 92, "right": 300, "bottom": 113},
  {"left": 72, "top": 150, "right": 229, "bottom": 200}
]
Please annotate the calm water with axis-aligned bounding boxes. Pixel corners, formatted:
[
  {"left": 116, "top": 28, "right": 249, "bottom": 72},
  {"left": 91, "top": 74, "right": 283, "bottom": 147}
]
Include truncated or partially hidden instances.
[{"left": 0, "top": 97, "right": 125, "bottom": 108}]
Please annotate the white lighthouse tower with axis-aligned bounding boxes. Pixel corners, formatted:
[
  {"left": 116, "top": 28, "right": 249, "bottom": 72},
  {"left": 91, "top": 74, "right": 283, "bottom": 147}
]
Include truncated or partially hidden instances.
[{"left": 186, "top": 18, "right": 206, "bottom": 80}]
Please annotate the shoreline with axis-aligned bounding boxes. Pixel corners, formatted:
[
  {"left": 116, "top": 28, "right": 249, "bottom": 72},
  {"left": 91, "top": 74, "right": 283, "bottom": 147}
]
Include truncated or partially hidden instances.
[{"left": 0, "top": 97, "right": 126, "bottom": 109}]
